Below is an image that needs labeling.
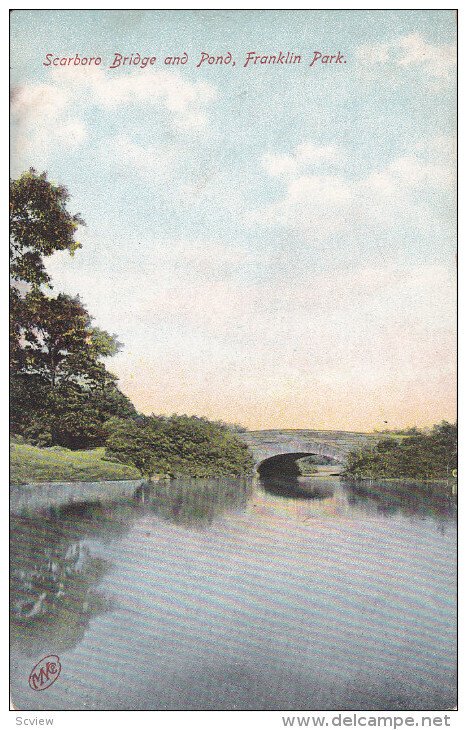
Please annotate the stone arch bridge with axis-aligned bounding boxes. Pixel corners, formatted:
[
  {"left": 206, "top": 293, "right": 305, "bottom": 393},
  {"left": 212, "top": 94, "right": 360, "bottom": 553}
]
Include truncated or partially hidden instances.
[{"left": 238, "top": 429, "right": 377, "bottom": 472}]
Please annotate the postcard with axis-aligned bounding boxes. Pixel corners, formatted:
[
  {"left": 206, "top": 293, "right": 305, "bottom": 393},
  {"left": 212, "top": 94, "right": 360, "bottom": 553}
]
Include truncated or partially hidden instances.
[{"left": 9, "top": 9, "right": 457, "bottom": 715}]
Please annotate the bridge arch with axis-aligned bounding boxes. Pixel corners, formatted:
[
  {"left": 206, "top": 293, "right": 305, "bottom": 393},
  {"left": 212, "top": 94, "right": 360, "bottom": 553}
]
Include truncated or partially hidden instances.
[
  {"left": 257, "top": 451, "right": 336, "bottom": 478},
  {"left": 240, "top": 438, "right": 346, "bottom": 474},
  {"left": 238, "top": 430, "right": 375, "bottom": 475}
]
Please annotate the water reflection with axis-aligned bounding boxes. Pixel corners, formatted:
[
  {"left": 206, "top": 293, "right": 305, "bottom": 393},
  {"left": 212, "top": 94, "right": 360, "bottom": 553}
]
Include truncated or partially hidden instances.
[
  {"left": 343, "top": 479, "right": 457, "bottom": 522},
  {"left": 134, "top": 477, "right": 252, "bottom": 529},
  {"left": 259, "top": 474, "right": 334, "bottom": 500},
  {"left": 10, "top": 504, "right": 126, "bottom": 655},
  {"left": 10, "top": 475, "right": 457, "bottom": 710},
  {"left": 10, "top": 479, "right": 253, "bottom": 654}
]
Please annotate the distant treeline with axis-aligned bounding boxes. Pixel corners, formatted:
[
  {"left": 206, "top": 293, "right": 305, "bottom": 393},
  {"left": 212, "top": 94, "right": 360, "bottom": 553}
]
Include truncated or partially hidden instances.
[
  {"left": 343, "top": 422, "right": 457, "bottom": 481},
  {"left": 10, "top": 169, "right": 252, "bottom": 479}
]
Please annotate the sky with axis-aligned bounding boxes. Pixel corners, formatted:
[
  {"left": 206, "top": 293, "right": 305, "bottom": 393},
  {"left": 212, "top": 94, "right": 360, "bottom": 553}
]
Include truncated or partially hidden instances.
[{"left": 10, "top": 9, "right": 457, "bottom": 431}]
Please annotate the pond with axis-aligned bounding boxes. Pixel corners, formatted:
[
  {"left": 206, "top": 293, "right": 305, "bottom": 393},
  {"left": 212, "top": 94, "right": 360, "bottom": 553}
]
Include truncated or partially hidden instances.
[{"left": 10, "top": 475, "right": 457, "bottom": 710}]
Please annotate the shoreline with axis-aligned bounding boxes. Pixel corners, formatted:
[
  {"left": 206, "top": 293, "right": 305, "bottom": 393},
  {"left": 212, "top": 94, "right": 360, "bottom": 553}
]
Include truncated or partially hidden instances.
[
  {"left": 341, "top": 475, "right": 457, "bottom": 491},
  {"left": 10, "top": 478, "right": 145, "bottom": 515}
]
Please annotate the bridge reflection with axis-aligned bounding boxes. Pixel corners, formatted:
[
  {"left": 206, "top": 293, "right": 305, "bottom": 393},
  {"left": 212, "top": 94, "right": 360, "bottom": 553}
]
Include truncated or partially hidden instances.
[{"left": 259, "top": 474, "right": 334, "bottom": 500}]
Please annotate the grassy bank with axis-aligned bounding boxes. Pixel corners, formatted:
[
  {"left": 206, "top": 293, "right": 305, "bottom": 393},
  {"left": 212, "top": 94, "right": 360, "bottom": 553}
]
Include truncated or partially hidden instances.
[{"left": 10, "top": 443, "right": 140, "bottom": 485}]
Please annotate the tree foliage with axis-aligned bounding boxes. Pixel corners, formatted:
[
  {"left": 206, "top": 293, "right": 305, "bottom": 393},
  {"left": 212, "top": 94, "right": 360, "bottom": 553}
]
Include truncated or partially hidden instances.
[
  {"left": 10, "top": 288, "right": 133, "bottom": 448},
  {"left": 10, "top": 168, "right": 83, "bottom": 288},
  {"left": 10, "top": 170, "right": 133, "bottom": 448},
  {"left": 343, "top": 422, "right": 457, "bottom": 480},
  {"left": 10, "top": 170, "right": 255, "bottom": 475},
  {"left": 105, "top": 415, "right": 254, "bottom": 479},
  {"left": 14, "top": 290, "right": 121, "bottom": 387}
]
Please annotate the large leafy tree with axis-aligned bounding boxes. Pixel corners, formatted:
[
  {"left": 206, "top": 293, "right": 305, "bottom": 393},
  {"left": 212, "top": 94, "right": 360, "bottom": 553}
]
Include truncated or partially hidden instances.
[
  {"left": 17, "top": 291, "right": 121, "bottom": 388},
  {"left": 10, "top": 290, "right": 134, "bottom": 447},
  {"left": 10, "top": 168, "right": 83, "bottom": 288},
  {"left": 10, "top": 169, "right": 85, "bottom": 367},
  {"left": 10, "top": 170, "right": 135, "bottom": 447}
]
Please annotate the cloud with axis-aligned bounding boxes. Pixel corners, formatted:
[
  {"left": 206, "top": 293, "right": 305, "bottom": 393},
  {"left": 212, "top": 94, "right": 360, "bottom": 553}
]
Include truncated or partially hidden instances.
[
  {"left": 51, "top": 231, "right": 454, "bottom": 374},
  {"left": 11, "top": 66, "right": 217, "bottom": 171},
  {"left": 10, "top": 83, "right": 86, "bottom": 169},
  {"left": 47, "top": 227, "right": 456, "bottom": 430},
  {"left": 414, "top": 134, "right": 457, "bottom": 159},
  {"left": 105, "top": 134, "right": 181, "bottom": 181},
  {"left": 245, "top": 139, "right": 455, "bottom": 238},
  {"left": 397, "top": 33, "right": 456, "bottom": 77},
  {"left": 262, "top": 143, "right": 343, "bottom": 179},
  {"left": 102, "top": 135, "right": 247, "bottom": 216},
  {"left": 101, "top": 128, "right": 247, "bottom": 215},
  {"left": 356, "top": 33, "right": 456, "bottom": 81},
  {"left": 248, "top": 173, "right": 352, "bottom": 236},
  {"left": 135, "top": 262, "right": 455, "bottom": 341},
  {"left": 51, "top": 65, "right": 216, "bottom": 130},
  {"left": 96, "top": 257, "right": 456, "bottom": 428}
]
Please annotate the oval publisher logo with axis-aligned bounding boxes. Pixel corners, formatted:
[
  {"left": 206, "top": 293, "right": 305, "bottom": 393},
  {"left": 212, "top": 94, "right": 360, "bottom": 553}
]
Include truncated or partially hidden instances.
[{"left": 28, "top": 655, "right": 61, "bottom": 691}]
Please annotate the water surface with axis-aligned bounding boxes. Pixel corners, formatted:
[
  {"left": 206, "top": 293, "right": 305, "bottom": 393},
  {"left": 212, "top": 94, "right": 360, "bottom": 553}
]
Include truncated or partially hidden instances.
[{"left": 10, "top": 476, "right": 457, "bottom": 710}]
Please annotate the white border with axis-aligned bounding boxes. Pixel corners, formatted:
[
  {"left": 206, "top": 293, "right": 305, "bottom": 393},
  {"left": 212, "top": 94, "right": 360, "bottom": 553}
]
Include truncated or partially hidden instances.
[{"left": 2, "top": 3, "right": 462, "bottom": 728}]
